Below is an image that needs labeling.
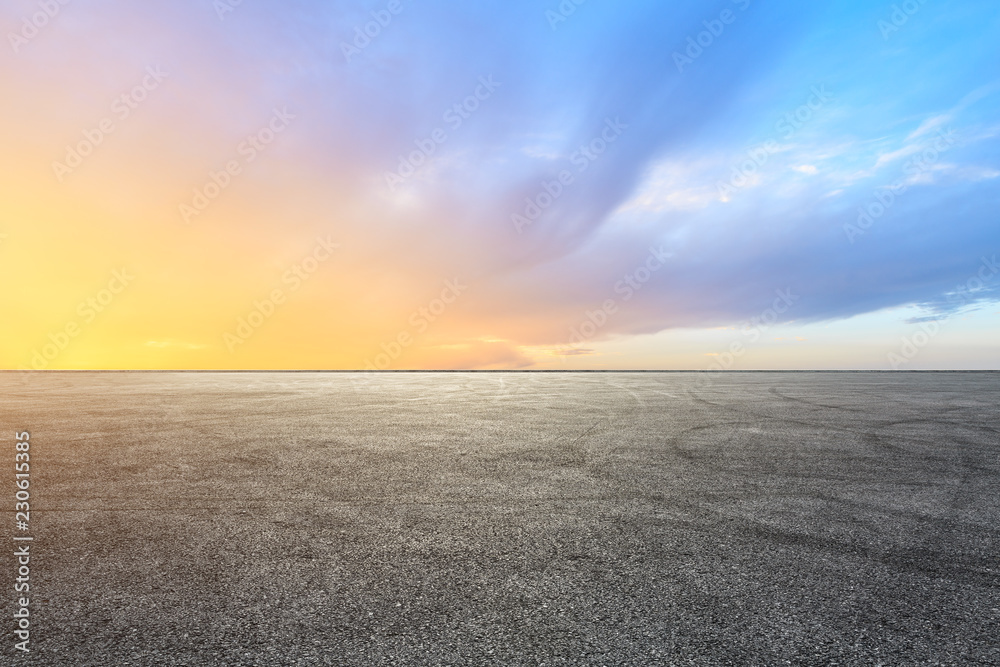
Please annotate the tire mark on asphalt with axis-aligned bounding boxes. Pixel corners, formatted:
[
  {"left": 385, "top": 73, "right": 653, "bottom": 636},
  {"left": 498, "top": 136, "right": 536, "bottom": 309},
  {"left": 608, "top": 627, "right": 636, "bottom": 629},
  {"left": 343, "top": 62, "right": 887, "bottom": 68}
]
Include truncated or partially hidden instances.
[
  {"left": 767, "top": 386, "right": 870, "bottom": 414},
  {"left": 729, "top": 516, "right": 1000, "bottom": 589}
]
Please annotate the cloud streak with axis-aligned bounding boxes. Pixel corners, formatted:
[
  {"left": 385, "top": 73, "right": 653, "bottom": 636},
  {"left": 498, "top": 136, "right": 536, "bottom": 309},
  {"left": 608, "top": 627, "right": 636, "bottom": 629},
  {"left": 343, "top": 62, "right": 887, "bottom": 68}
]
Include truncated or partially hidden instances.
[{"left": 1, "top": 0, "right": 998, "bottom": 368}]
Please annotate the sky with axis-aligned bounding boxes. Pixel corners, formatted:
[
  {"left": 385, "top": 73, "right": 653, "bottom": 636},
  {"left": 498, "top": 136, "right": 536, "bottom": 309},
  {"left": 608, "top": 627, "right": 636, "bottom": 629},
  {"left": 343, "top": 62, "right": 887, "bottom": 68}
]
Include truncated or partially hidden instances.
[{"left": 1, "top": 0, "right": 998, "bottom": 370}]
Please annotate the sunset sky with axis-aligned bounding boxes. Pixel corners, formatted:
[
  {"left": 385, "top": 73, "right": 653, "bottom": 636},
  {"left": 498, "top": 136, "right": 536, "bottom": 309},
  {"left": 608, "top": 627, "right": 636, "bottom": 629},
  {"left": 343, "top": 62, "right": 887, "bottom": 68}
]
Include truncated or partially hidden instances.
[{"left": 2, "top": 0, "right": 998, "bottom": 370}]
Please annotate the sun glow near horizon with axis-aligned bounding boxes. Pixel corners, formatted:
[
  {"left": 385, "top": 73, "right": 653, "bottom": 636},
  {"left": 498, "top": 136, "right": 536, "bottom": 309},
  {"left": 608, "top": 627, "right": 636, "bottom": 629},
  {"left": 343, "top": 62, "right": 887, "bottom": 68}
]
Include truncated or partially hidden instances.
[{"left": 2, "top": 0, "right": 999, "bottom": 370}]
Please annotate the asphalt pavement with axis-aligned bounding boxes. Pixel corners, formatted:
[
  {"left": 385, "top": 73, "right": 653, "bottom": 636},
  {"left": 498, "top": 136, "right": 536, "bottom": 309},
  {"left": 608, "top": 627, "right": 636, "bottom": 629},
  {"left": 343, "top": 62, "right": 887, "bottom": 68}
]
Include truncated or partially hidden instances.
[{"left": 1, "top": 371, "right": 998, "bottom": 665}]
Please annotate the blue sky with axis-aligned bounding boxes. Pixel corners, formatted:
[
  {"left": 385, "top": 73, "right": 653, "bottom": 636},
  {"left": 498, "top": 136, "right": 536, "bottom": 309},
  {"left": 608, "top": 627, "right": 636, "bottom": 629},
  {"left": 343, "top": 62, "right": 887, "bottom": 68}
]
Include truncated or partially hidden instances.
[{"left": 2, "top": 0, "right": 998, "bottom": 368}]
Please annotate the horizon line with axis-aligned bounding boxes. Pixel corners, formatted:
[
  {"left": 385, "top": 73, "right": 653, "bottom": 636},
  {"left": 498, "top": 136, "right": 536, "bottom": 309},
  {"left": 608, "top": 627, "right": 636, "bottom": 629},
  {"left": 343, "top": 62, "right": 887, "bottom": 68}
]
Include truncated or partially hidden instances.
[{"left": 2, "top": 369, "right": 998, "bottom": 374}]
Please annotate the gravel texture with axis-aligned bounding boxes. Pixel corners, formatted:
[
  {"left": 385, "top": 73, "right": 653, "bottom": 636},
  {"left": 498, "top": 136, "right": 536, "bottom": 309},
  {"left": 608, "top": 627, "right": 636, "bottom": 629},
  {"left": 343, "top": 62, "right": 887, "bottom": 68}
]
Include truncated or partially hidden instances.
[{"left": 1, "top": 371, "right": 998, "bottom": 666}]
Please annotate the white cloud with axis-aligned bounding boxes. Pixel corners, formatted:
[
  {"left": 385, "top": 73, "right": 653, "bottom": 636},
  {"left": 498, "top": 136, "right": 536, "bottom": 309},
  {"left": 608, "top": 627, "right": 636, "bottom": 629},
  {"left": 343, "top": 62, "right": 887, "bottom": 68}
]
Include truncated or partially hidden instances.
[
  {"left": 617, "top": 158, "right": 724, "bottom": 212},
  {"left": 957, "top": 166, "right": 1000, "bottom": 181},
  {"left": 907, "top": 113, "right": 951, "bottom": 141}
]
